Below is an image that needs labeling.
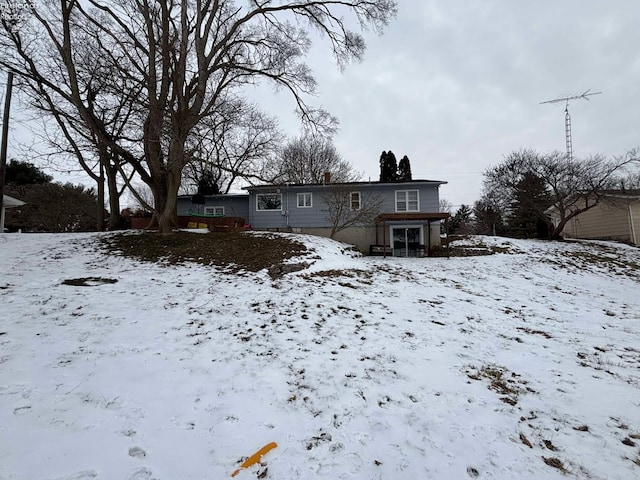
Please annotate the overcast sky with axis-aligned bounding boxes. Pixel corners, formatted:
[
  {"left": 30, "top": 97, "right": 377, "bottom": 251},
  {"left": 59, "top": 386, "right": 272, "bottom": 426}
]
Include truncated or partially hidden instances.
[
  {"left": 4, "top": 0, "right": 640, "bottom": 210},
  {"left": 264, "top": 0, "right": 640, "bottom": 208}
]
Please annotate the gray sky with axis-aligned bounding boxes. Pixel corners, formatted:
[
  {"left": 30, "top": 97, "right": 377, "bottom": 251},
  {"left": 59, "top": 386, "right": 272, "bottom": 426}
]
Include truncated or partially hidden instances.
[
  {"left": 4, "top": 0, "right": 640, "bottom": 210},
  {"left": 265, "top": 0, "right": 640, "bottom": 208}
]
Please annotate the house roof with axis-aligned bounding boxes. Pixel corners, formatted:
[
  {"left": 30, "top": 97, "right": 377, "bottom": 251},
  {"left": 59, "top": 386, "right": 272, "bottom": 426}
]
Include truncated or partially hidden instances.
[
  {"left": 599, "top": 189, "right": 640, "bottom": 199},
  {"left": 177, "top": 193, "right": 249, "bottom": 199},
  {"left": 376, "top": 212, "right": 451, "bottom": 222},
  {"left": 2, "top": 194, "right": 26, "bottom": 208},
  {"left": 244, "top": 179, "right": 447, "bottom": 191}
]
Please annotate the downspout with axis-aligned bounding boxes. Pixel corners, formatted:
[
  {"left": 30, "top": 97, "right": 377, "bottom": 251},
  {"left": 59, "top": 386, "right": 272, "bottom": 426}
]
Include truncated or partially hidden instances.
[
  {"left": 383, "top": 219, "right": 387, "bottom": 258},
  {"left": 283, "top": 185, "right": 290, "bottom": 228},
  {"left": 629, "top": 203, "right": 637, "bottom": 245},
  {"left": 446, "top": 217, "right": 450, "bottom": 258}
]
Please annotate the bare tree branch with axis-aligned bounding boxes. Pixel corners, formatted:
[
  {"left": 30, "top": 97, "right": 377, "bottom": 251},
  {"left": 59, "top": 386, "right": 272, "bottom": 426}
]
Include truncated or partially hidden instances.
[
  {"left": 1, "top": 0, "right": 397, "bottom": 234},
  {"left": 321, "top": 184, "right": 382, "bottom": 238},
  {"left": 483, "top": 148, "right": 640, "bottom": 239}
]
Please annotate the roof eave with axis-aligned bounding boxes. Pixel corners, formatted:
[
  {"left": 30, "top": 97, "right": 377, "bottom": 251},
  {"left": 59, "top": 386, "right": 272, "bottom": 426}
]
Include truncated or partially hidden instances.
[{"left": 243, "top": 180, "right": 448, "bottom": 191}]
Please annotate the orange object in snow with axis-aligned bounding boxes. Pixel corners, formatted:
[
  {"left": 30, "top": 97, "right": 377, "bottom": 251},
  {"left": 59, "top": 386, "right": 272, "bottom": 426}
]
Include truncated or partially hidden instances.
[{"left": 231, "top": 442, "right": 278, "bottom": 477}]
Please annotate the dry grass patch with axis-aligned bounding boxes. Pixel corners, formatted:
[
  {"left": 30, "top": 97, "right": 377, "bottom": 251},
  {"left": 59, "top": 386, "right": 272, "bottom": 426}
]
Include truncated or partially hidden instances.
[
  {"left": 516, "top": 326, "right": 553, "bottom": 339},
  {"left": 101, "top": 231, "right": 308, "bottom": 277},
  {"left": 542, "top": 456, "right": 566, "bottom": 473},
  {"left": 62, "top": 277, "right": 118, "bottom": 287},
  {"left": 465, "top": 364, "right": 531, "bottom": 405}
]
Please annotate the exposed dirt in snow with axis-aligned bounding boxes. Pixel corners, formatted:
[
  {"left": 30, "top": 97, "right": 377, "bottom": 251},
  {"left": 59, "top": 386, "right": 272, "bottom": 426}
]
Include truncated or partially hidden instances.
[{"left": 100, "top": 231, "right": 311, "bottom": 278}]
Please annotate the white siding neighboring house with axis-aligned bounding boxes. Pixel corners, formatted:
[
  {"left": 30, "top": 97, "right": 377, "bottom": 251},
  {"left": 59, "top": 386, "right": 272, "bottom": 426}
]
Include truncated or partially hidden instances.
[
  {"left": 1, "top": 195, "right": 25, "bottom": 232},
  {"left": 546, "top": 190, "right": 640, "bottom": 245}
]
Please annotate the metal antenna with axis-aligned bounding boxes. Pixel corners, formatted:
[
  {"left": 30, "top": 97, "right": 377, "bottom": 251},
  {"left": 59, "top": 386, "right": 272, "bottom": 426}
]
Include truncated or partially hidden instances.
[{"left": 540, "top": 89, "right": 601, "bottom": 161}]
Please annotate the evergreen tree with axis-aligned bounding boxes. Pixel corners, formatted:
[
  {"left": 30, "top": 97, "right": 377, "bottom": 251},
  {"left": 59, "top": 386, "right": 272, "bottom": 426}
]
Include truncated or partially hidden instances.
[
  {"left": 386, "top": 151, "right": 398, "bottom": 181},
  {"left": 379, "top": 150, "right": 397, "bottom": 182},
  {"left": 5, "top": 160, "right": 52, "bottom": 185},
  {"left": 5, "top": 182, "right": 100, "bottom": 232},
  {"left": 507, "top": 172, "right": 551, "bottom": 238},
  {"left": 450, "top": 204, "right": 472, "bottom": 234},
  {"left": 378, "top": 151, "right": 386, "bottom": 181},
  {"left": 197, "top": 171, "right": 220, "bottom": 195},
  {"left": 397, "top": 155, "right": 412, "bottom": 181},
  {"left": 473, "top": 197, "right": 504, "bottom": 236}
]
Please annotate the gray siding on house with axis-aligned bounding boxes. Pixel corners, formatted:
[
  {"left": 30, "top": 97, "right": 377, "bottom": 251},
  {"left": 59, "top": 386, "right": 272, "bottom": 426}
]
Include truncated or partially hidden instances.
[
  {"left": 373, "top": 183, "right": 440, "bottom": 213},
  {"left": 245, "top": 186, "right": 323, "bottom": 229},
  {"left": 178, "top": 180, "right": 447, "bottom": 253},
  {"left": 246, "top": 181, "right": 443, "bottom": 229},
  {"left": 177, "top": 194, "right": 250, "bottom": 220}
]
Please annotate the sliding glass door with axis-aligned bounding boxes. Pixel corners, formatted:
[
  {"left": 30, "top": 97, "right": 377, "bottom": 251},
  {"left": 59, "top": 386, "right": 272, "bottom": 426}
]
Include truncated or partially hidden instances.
[{"left": 392, "top": 226, "right": 422, "bottom": 257}]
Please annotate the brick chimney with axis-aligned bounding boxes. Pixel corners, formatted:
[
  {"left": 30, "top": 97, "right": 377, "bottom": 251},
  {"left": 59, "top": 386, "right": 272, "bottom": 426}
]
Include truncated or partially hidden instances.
[{"left": 323, "top": 171, "right": 331, "bottom": 184}]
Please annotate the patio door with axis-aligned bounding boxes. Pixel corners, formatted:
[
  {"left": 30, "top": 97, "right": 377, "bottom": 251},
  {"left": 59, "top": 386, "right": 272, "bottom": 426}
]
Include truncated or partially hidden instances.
[{"left": 392, "top": 226, "right": 422, "bottom": 257}]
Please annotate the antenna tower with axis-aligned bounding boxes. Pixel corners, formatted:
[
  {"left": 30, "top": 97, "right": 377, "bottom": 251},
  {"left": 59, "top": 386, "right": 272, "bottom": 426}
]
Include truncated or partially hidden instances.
[{"left": 540, "top": 89, "right": 601, "bottom": 161}]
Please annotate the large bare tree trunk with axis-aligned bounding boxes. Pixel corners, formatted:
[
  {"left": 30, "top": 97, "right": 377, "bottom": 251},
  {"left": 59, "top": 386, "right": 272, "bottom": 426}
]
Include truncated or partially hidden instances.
[
  {"left": 105, "top": 161, "right": 123, "bottom": 230},
  {"left": 2, "top": 0, "right": 398, "bottom": 239},
  {"left": 151, "top": 166, "right": 182, "bottom": 234}
]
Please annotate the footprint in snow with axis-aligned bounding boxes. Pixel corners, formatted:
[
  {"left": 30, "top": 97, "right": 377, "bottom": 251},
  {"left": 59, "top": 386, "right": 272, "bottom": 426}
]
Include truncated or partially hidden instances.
[
  {"left": 49, "top": 471, "right": 97, "bottom": 480},
  {"left": 125, "top": 467, "right": 157, "bottom": 480},
  {"left": 13, "top": 405, "right": 32, "bottom": 415},
  {"left": 128, "top": 446, "right": 147, "bottom": 458},
  {"left": 466, "top": 466, "right": 480, "bottom": 477}
]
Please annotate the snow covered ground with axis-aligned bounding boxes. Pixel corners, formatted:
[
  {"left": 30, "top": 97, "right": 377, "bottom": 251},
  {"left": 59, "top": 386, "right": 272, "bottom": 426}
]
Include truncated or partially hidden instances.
[{"left": 1, "top": 232, "right": 639, "bottom": 480}]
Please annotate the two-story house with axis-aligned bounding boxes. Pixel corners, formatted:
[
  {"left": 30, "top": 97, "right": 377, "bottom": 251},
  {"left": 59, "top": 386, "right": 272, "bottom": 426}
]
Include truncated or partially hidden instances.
[{"left": 177, "top": 177, "right": 449, "bottom": 256}]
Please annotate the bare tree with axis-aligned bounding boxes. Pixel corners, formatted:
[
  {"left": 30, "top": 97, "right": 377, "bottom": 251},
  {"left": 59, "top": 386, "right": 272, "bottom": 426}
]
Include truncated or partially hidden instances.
[
  {"left": 439, "top": 198, "right": 453, "bottom": 213},
  {"left": 484, "top": 148, "right": 640, "bottom": 239},
  {"left": 277, "top": 135, "right": 360, "bottom": 184},
  {"left": 321, "top": 185, "right": 382, "bottom": 238},
  {"left": 1, "top": 0, "right": 397, "bottom": 234},
  {"left": 2, "top": 3, "right": 145, "bottom": 230},
  {"left": 21, "top": 97, "right": 139, "bottom": 229},
  {"left": 181, "top": 99, "right": 283, "bottom": 194}
]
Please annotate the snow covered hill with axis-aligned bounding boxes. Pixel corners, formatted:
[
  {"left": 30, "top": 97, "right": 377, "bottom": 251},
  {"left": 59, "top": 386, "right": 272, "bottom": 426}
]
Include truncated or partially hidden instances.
[{"left": 1, "top": 232, "right": 639, "bottom": 480}]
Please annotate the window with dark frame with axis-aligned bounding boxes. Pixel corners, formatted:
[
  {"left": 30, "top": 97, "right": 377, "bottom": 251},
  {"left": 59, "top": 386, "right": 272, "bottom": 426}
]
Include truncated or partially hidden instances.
[
  {"left": 350, "top": 191, "right": 361, "bottom": 210},
  {"left": 256, "top": 193, "right": 282, "bottom": 211}
]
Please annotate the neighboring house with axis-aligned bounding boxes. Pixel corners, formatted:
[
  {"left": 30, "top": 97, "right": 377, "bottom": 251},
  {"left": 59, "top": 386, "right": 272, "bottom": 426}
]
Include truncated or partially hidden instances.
[
  {"left": 1, "top": 194, "right": 26, "bottom": 232},
  {"left": 546, "top": 190, "right": 640, "bottom": 245},
  {"left": 178, "top": 178, "right": 449, "bottom": 256}
]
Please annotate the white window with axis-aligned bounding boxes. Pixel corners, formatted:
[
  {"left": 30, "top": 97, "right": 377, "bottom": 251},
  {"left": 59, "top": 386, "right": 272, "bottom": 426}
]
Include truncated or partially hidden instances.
[
  {"left": 203, "top": 206, "right": 224, "bottom": 216},
  {"left": 350, "top": 191, "right": 361, "bottom": 210},
  {"left": 396, "top": 190, "right": 419, "bottom": 212},
  {"left": 256, "top": 193, "right": 282, "bottom": 211},
  {"left": 297, "top": 192, "right": 312, "bottom": 208}
]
